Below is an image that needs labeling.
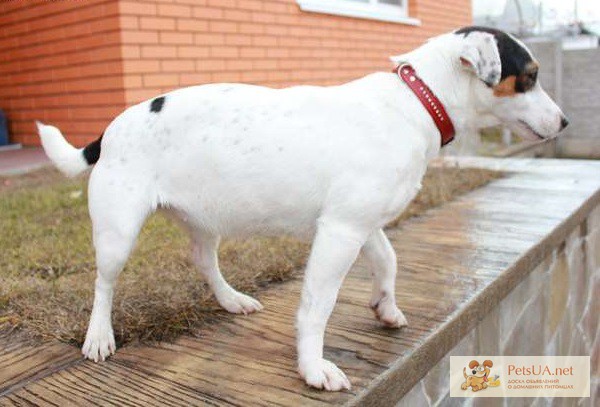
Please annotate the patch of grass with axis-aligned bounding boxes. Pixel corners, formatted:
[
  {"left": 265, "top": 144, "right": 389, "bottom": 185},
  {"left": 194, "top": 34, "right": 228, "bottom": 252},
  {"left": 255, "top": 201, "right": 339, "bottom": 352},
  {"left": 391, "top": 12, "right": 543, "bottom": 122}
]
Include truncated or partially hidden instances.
[{"left": 0, "top": 166, "right": 501, "bottom": 346}]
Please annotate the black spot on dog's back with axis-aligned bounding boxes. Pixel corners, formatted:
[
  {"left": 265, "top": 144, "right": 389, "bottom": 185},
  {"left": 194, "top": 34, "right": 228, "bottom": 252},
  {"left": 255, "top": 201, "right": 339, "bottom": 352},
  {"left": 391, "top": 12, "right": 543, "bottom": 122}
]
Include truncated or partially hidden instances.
[{"left": 150, "top": 96, "right": 165, "bottom": 113}]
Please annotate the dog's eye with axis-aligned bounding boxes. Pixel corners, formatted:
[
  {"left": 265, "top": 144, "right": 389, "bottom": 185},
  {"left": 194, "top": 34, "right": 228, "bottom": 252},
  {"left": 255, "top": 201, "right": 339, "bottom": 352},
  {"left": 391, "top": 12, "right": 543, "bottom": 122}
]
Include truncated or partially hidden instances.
[
  {"left": 525, "top": 71, "right": 537, "bottom": 90},
  {"left": 472, "top": 370, "right": 477, "bottom": 374},
  {"left": 525, "top": 72, "right": 536, "bottom": 89},
  {"left": 516, "top": 69, "right": 537, "bottom": 93},
  {"left": 530, "top": 70, "right": 538, "bottom": 83}
]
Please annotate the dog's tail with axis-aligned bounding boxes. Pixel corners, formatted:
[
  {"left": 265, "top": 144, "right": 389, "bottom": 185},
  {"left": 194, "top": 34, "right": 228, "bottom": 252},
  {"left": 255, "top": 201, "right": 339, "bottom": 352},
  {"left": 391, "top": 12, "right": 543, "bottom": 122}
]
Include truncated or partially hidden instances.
[
  {"left": 463, "top": 367, "right": 468, "bottom": 379},
  {"left": 35, "top": 121, "right": 102, "bottom": 177}
]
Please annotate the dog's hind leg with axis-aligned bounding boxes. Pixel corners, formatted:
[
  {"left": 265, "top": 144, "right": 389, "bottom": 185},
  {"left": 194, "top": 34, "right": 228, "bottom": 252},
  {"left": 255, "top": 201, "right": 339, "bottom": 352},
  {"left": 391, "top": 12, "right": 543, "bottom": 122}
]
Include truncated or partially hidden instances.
[
  {"left": 362, "top": 229, "right": 407, "bottom": 328},
  {"left": 190, "top": 231, "right": 263, "bottom": 314},
  {"left": 82, "top": 168, "right": 152, "bottom": 362}
]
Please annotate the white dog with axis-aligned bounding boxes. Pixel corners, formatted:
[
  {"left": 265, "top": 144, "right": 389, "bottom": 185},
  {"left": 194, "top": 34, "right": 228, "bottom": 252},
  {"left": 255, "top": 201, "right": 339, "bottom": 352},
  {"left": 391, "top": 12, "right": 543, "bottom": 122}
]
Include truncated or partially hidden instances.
[{"left": 37, "top": 26, "right": 567, "bottom": 391}]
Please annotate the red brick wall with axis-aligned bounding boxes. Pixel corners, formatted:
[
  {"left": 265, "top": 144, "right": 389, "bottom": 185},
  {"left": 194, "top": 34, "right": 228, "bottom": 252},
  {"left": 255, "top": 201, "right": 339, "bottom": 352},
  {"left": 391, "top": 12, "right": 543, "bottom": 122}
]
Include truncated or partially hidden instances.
[
  {"left": 120, "top": 0, "right": 472, "bottom": 105},
  {"left": 1, "top": 0, "right": 471, "bottom": 146},
  {"left": 0, "top": 0, "right": 125, "bottom": 146}
]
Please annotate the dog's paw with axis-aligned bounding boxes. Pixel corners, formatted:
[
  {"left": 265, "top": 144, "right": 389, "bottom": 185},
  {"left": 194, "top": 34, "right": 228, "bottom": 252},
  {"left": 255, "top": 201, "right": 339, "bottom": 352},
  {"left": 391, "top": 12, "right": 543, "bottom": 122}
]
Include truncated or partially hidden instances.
[
  {"left": 217, "top": 290, "right": 264, "bottom": 315},
  {"left": 370, "top": 295, "right": 408, "bottom": 328},
  {"left": 82, "top": 327, "right": 116, "bottom": 362},
  {"left": 299, "top": 359, "right": 351, "bottom": 392}
]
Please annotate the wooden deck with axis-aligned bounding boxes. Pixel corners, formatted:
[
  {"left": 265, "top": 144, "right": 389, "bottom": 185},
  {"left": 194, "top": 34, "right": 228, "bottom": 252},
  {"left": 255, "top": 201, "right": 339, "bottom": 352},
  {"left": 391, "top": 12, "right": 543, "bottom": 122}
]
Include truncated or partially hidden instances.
[{"left": 1, "top": 157, "right": 599, "bottom": 406}]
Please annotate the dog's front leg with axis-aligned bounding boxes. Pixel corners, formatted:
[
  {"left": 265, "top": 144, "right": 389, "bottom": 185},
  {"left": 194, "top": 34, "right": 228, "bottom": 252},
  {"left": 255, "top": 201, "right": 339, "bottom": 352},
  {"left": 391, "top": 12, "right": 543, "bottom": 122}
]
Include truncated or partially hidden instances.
[
  {"left": 296, "top": 219, "right": 366, "bottom": 391},
  {"left": 362, "top": 229, "right": 407, "bottom": 328}
]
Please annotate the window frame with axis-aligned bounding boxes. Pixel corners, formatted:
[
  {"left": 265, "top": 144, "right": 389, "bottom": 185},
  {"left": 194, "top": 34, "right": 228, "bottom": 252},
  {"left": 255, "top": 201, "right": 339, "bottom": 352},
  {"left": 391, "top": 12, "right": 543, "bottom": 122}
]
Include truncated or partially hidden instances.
[{"left": 296, "top": 0, "right": 421, "bottom": 25}]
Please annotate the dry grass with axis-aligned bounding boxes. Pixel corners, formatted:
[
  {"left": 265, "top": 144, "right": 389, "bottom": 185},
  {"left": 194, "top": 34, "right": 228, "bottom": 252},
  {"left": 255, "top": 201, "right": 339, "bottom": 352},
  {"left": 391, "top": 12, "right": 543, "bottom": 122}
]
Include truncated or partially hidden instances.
[{"left": 0, "top": 166, "right": 501, "bottom": 346}]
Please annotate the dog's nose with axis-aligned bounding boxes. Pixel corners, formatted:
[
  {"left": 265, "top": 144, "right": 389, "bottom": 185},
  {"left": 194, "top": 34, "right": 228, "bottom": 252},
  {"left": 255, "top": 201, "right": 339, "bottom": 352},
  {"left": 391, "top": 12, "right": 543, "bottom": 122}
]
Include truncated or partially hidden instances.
[{"left": 560, "top": 116, "right": 569, "bottom": 131}]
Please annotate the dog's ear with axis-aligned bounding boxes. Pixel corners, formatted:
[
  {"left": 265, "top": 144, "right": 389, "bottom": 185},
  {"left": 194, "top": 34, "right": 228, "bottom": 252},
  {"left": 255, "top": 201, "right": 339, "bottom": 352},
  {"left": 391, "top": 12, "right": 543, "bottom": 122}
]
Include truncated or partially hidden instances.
[
  {"left": 468, "top": 360, "right": 479, "bottom": 369},
  {"left": 483, "top": 360, "right": 493, "bottom": 368},
  {"left": 458, "top": 31, "right": 501, "bottom": 86}
]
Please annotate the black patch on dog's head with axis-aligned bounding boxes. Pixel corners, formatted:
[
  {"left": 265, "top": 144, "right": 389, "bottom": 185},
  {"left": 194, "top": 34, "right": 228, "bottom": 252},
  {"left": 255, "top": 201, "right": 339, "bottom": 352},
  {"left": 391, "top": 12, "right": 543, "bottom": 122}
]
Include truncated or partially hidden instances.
[
  {"left": 150, "top": 96, "right": 165, "bottom": 113},
  {"left": 456, "top": 26, "right": 538, "bottom": 95}
]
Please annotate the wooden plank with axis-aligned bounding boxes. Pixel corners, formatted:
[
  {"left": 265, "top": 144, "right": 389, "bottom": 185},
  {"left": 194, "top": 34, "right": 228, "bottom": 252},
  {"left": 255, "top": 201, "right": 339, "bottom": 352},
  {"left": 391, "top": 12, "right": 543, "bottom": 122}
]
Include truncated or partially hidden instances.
[
  {"left": 0, "top": 158, "right": 598, "bottom": 406},
  {"left": 0, "top": 333, "right": 81, "bottom": 397}
]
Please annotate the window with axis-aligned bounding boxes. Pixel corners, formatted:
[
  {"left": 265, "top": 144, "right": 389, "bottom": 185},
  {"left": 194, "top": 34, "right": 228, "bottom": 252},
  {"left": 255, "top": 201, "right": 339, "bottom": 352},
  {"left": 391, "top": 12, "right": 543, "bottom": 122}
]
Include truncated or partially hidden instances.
[{"left": 297, "top": 0, "right": 420, "bottom": 25}]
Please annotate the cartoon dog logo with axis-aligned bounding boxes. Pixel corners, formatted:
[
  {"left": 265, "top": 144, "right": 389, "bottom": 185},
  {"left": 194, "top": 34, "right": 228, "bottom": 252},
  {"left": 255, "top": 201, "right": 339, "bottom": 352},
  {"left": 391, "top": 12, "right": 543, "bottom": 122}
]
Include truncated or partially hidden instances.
[{"left": 461, "top": 360, "right": 501, "bottom": 391}]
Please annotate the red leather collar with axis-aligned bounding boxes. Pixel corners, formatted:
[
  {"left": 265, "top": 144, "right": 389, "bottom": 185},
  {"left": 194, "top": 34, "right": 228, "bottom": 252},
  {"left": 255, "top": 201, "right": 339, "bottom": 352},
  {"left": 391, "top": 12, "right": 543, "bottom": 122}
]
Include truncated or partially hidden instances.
[{"left": 394, "top": 64, "right": 455, "bottom": 146}]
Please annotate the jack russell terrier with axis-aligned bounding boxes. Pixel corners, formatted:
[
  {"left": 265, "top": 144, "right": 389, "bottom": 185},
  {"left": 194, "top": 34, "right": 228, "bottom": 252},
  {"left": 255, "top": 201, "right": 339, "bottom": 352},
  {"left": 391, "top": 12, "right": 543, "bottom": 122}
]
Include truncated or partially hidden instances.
[{"left": 37, "top": 26, "right": 567, "bottom": 391}]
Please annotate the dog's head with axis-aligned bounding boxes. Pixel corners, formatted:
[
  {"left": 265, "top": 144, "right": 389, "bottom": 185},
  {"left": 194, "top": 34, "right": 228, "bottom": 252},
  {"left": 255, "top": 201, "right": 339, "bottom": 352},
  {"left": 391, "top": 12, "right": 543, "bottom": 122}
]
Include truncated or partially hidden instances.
[
  {"left": 454, "top": 26, "right": 568, "bottom": 140},
  {"left": 467, "top": 359, "right": 493, "bottom": 378}
]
